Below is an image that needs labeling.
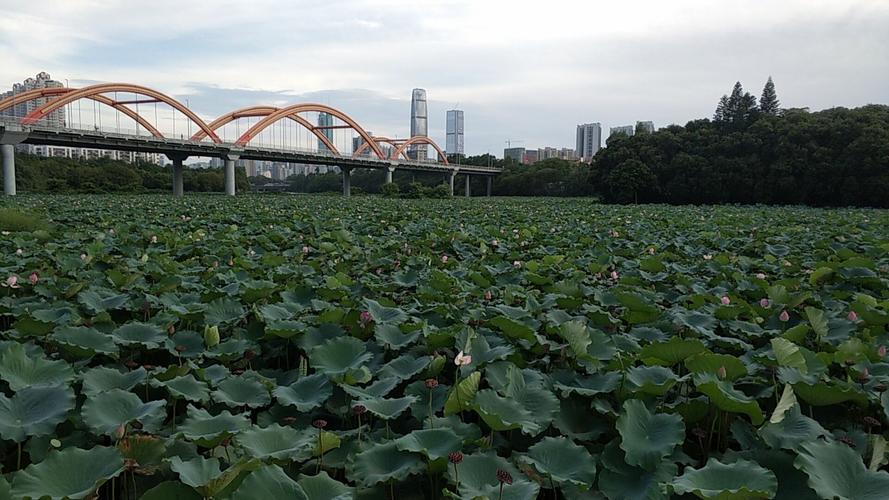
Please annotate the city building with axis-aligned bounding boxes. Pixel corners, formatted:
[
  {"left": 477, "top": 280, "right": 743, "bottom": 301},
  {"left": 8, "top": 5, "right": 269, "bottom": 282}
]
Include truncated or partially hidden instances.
[
  {"left": 576, "top": 123, "right": 602, "bottom": 163},
  {"left": 1, "top": 72, "right": 66, "bottom": 129},
  {"left": 636, "top": 121, "right": 655, "bottom": 134},
  {"left": 609, "top": 125, "right": 635, "bottom": 138},
  {"left": 446, "top": 109, "right": 464, "bottom": 156},
  {"left": 504, "top": 147, "right": 525, "bottom": 163},
  {"left": 523, "top": 149, "right": 539, "bottom": 164},
  {"left": 317, "top": 112, "right": 334, "bottom": 152},
  {"left": 409, "top": 88, "right": 428, "bottom": 160}
]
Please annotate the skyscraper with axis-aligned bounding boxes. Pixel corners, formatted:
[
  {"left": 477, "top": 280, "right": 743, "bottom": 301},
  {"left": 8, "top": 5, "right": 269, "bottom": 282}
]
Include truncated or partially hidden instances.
[
  {"left": 609, "top": 125, "right": 635, "bottom": 138},
  {"left": 446, "top": 109, "right": 464, "bottom": 156},
  {"left": 409, "top": 88, "right": 427, "bottom": 159},
  {"left": 317, "top": 112, "right": 334, "bottom": 152},
  {"left": 636, "top": 121, "right": 655, "bottom": 134},
  {"left": 576, "top": 123, "right": 602, "bottom": 162},
  {"left": 1, "top": 72, "right": 66, "bottom": 128}
]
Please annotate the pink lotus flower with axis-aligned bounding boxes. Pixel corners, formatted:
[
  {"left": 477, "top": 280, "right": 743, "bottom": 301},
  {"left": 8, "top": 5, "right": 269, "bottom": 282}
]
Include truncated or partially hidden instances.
[
  {"left": 359, "top": 311, "right": 372, "bottom": 326},
  {"left": 717, "top": 366, "right": 727, "bottom": 379},
  {"left": 848, "top": 311, "right": 858, "bottom": 322},
  {"left": 29, "top": 272, "right": 38, "bottom": 285},
  {"left": 484, "top": 290, "right": 492, "bottom": 301},
  {"left": 759, "top": 298, "right": 770, "bottom": 309},
  {"left": 879, "top": 345, "right": 887, "bottom": 358},
  {"left": 491, "top": 239, "right": 499, "bottom": 246},
  {"left": 454, "top": 351, "right": 472, "bottom": 366},
  {"left": 302, "top": 245, "right": 310, "bottom": 254},
  {"left": 779, "top": 310, "right": 790, "bottom": 322},
  {"left": 610, "top": 271, "right": 619, "bottom": 280},
  {"left": 3, "top": 276, "right": 19, "bottom": 288},
  {"left": 755, "top": 273, "right": 766, "bottom": 280},
  {"left": 441, "top": 255, "right": 449, "bottom": 263},
  {"left": 720, "top": 296, "right": 731, "bottom": 306}
]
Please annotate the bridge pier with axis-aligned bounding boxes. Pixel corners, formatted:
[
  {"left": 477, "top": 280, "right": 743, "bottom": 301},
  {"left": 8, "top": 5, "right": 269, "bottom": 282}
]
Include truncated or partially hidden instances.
[
  {"left": 465, "top": 174, "right": 471, "bottom": 197},
  {"left": 167, "top": 153, "right": 188, "bottom": 197},
  {"left": 486, "top": 176, "right": 492, "bottom": 197},
  {"left": 342, "top": 167, "right": 352, "bottom": 197},
  {"left": 448, "top": 170, "right": 456, "bottom": 196},
  {"left": 385, "top": 166, "right": 394, "bottom": 184},
  {"left": 1, "top": 145, "right": 14, "bottom": 196}
]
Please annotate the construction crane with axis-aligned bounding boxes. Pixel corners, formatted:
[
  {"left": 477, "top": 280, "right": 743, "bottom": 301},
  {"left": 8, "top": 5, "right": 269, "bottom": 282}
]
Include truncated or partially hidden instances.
[{"left": 505, "top": 139, "right": 524, "bottom": 148}]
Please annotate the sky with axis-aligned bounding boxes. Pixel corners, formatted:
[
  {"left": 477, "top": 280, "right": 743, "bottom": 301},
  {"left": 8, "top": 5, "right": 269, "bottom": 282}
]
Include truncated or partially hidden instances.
[{"left": 1, "top": 0, "right": 887, "bottom": 156}]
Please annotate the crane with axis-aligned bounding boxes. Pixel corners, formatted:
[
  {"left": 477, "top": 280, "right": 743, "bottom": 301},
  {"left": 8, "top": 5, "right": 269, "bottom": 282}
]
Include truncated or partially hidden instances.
[{"left": 505, "top": 139, "right": 524, "bottom": 148}]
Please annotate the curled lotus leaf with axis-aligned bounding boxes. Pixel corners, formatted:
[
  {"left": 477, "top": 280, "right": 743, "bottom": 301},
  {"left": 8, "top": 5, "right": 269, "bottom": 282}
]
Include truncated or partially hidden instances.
[{"left": 11, "top": 446, "right": 125, "bottom": 500}]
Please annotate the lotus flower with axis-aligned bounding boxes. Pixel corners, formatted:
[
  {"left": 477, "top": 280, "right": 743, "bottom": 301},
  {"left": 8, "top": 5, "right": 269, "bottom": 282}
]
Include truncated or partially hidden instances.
[
  {"left": 610, "top": 271, "right": 619, "bottom": 280},
  {"left": 703, "top": 254, "right": 713, "bottom": 261},
  {"left": 491, "top": 239, "right": 499, "bottom": 246},
  {"left": 3, "top": 276, "right": 19, "bottom": 288},
  {"left": 359, "top": 311, "right": 372, "bottom": 326},
  {"left": 755, "top": 273, "right": 766, "bottom": 280},
  {"left": 779, "top": 310, "right": 790, "bottom": 322},
  {"left": 720, "top": 296, "right": 731, "bottom": 306},
  {"left": 759, "top": 298, "right": 770, "bottom": 308},
  {"left": 441, "top": 255, "right": 449, "bottom": 263},
  {"left": 848, "top": 311, "right": 858, "bottom": 322},
  {"left": 302, "top": 245, "right": 310, "bottom": 254},
  {"left": 28, "top": 272, "right": 38, "bottom": 285},
  {"left": 484, "top": 290, "right": 492, "bottom": 301},
  {"left": 454, "top": 351, "right": 472, "bottom": 366},
  {"left": 717, "top": 366, "right": 727, "bottom": 379},
  {"left": 879, "top": 345, "right": 886, "bottom": 358},
  {"left": 513, "top": 260, "right": 521, "bottom": 268},
  {"left": 15, "top": 248, "right": 22, "bottom": 256},
  {"left": 150, "top": 235, "right": 157, "bottom": 244},
  {"left": 204, "top": 325, "right": 220, "bottom": 347}
]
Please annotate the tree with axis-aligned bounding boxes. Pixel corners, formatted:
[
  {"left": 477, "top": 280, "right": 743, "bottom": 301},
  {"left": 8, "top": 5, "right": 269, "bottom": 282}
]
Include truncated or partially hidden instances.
[
  {"left": 759, "top": 76, "right": 780, "bottom": 115},
  {"left": 714, "top": 95, "right": 729, "bottom": 122},
  {"left": 605, "top": 159, "right": 657, "bottom": 203}
]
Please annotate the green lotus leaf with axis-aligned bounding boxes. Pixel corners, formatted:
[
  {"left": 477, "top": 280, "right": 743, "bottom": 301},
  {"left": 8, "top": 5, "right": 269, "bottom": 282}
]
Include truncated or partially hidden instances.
[
  {"left": 364, "top": 298, "right": 409, "bottom": 325},
  {"left": 488, "top": 315, "right": 538, "bottom": 344},
  {"left": 771, "top": 338, "right": 807, "bottom": 372},
  {"left": 81, "top": 366, "right": 147, "bottom": 396},
  {"left": 442, "top": 452, "right": 539, "bottom": 500},
  {"left": 558, "top": 319, "right": 593, "bottom": 360},
  {"left": 52, "top": 325, "right": 119, "bottom": 357},
  {"left": 394, "top": 428, "right": 462, "bottom": 460},
  {"left": 639, "top": 337, "right": 707, "bottom": 366},
  {"left": 177, "top": 405, "right": 250, "bottom": 446},
  {"left": 266, "top": 320, "right": 307, "bottom": 339},
  {"left": 169, "top": 456, "right": 260, "bottom": 498},
  {"left": 81, "top": 388, "right": 166, "bottom": 435},
  {"left": 212, "top": 375, "right": 272, "bottom": 408},
  {"left": 378, "top": 355, "right": 430, "bottom": 381},
  {"left": 694, "top": 373, "right": 764, "bottom": 425},
  {"left": 77, "top": 288, "right": 130, "bottom": 314},
  {"left": 0, "top": 343, "right": 75, "bottom": 391},
  {"left": 672, "top": 458, "right": 777, "bottom": 499},
  {"left": 138, "top": 481, "right": 202, "bottom": 500},
  {"left": 374, "top": 324, "right": 421, "bottom": 350},
  {"left": 236, "top": 424, "right": 315, "bottom": 461},
  {"left": 360, "top": 395, "right": 417, "bottom": 420},
  {"left": 11, "top": 446, "right": 125, "bottom": 500},
  {"left": 231, "top": 464, "right": 309, "bottom": 500},
  {"left": 111, "top": 322, "right": 167, "bottom": 348},
  {"left": 794, "top": 440, "right": 889, "bottom": 500},
  {"left": 598, "top": 439, "right": 676, "bottom": 500},
  {"left": 553, "top": 372, "right": 621, "bottom": 397},
  {"left": 0, "top": 385, "right": 74, "bottom": 442},
  {"left": 273, "top": 373, "right": 332, "bottom": 412},
  {"left": 167, "top": 330, "right": 206, "bottom": 358},
  {"left": 313, "top": 431, "right": 341, "bottom": 457},
  {"left": 769, "top": 384, "right": 797, "bottom": 424},
  {"left": 297, "top": 471, "right": 355, "bottom": 500},
  {"left": 119, "top": 435, "right": 167, "bottom": 475},
  {"left": 553, "top": 396, "right": 610, "bottom": 441},
  {"left": 404, "top": 379, "right": 448, "bottom": 421},
  {"left": 204, "top": 297, "right": 246, "bottom": 324},
  {"left": 158, "top": 374, "right": 211, "bottom": 402},
  {"left": 346, "top": 441, "right": 424, "bottom": 487},
  {"left": 804, "top": 307, "right": 829, "bottom": 340},
  {"left": 444, "top": 371, "right": 481, "bottom": 415},
  {"left": 684, "top": 353, "right": 747, "bottom": 381},
  {"left": 616, "top": 399, "right": 684, "bottom": 471},
  {"left": 310, "top": 336, "right": 372, "bottom": 378},
  {"left": 516, "top": 436, "right": 597, "bottom": 488},
  {"left": 472, "top": 389, "right": 541, "bottom": 435},
  {"left": 793, "top": 381, "right": 868, "bottom": 407},
  {"left": 626, "top": 365, "right": 678, "bottom": 396},
  {"left": 758, "top": 404, "right": 828, "bottom": 451},
  {"left": 339, "top": 377, "right": 400, "bottom": 399}
]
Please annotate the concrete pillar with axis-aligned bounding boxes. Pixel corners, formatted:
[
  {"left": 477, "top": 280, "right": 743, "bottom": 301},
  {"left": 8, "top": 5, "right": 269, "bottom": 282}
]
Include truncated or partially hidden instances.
[
  {"left": 486, "top": 176, "right": 493, "bottom": 197},
  {"left": 465, "top": 174, "right": 471, "bottom": 197},
  {"left": 385, "top": 166, "right": 394, "bottom": 184},
  {"left": 2, "top": 144, "right": 14, "bottom": 196},
  {"left": 343, "top": 167, "right": 352, "bottom": 197},
  {"left": 224, "top": 159, "right": 236, "bottom": 196},
  {"left": 168, "top": 154, "right": 188, "bottom": 197},
  {"left": 448, "top": 171, "right": 456, "bottom": 196}
]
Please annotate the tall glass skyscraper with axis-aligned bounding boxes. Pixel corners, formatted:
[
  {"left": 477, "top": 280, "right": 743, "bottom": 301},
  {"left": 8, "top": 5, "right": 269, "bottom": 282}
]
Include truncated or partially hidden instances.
[
  {"left": 317, "top": 112, "right": 334, "bottom": 152},
  {"left": 446, "top": 109, "right": 464, "bottom": 156},
  {"left": 576, "top": 123, "right": 602, "bottom": 163},
  {"left": 409, "top": 88, "right": 427, "bottom": 159}
]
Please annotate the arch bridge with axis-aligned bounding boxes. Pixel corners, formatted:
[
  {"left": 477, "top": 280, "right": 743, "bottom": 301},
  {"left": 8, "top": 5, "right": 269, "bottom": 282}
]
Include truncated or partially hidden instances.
[{"left": 0, "top": 82, "right": 499, "bottom": 197}]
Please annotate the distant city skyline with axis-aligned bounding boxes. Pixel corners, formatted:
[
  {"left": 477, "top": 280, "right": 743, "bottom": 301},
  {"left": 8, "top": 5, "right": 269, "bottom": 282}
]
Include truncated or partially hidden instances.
[{"left": 1, "top": 1, "right": 886, "bottom": 156}]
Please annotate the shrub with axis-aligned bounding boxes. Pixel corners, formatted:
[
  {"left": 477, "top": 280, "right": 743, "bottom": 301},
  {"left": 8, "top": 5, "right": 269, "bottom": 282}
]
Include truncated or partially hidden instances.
[
  {"left": 0, "top": 207, "right": 49, "bottom": 232},
  {"left": 427, "top": 183, "right": 452, "bottom": 199},
  {"left": 379, "top": 182, "right": 400, "bottom": 198}
]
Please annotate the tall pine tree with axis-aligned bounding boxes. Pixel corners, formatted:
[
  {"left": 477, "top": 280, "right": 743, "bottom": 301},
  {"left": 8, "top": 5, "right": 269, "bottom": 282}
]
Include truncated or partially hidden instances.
[
  {"left": 714, "top": 95, "right": 729, "bottom": 122},
  {"left": 759, "top": 76, "right": 780, "bottom": 115}
]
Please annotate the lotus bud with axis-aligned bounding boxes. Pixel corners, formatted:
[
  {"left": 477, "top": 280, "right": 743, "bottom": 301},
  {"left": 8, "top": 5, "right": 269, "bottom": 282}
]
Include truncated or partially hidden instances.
[
  {"left": 779, "top": 310, "right": 790, "bottom": 322},
  {"left": 717, "top": 366, "right": 727, "bottom": 379},
  {"left": 879, "top": 345, "right": 887, "bottom": 358},
  {"left": 759, "top": 298, "right": 770, "bottom": 308},
  {"left": 425, "top": 378, "right": 439, "bottom": 389},
  {"left": 484, "top": 290, "right": 492, "bottom": 301},
  {"left": 114, "top": 424, "right": 126, "bottom": 440},
  {"left": 204, "top": 325, "right": 220, "bottom": 348},
  {"left": 848, "top": 311, "right": 859, "bottom": 321}
]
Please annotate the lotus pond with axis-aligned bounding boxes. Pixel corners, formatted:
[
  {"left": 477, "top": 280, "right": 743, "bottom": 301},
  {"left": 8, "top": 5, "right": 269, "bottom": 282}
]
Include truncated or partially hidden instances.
[{"left": 0, "top": 195, "right": 888, "bottom": 500}]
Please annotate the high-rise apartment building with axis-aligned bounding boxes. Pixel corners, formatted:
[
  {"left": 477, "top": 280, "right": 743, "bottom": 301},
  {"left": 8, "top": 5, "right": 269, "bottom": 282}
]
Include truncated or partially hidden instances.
[
  {"left": 446, "top": 109, "right": 464, "bottom": 156},
  {"left": 504, "top": 147, "right": 525, "bottom": 162},
  {"left": 576, "top": 123, "right": 602, "bottom": 163},
  {"left": 409, "top": 88, "right": 428, "bottom": 159},
  {"left": 609, "top": 125, "right": 635, "bottom": 138},
  {"left": 0, "top": 72, "right": 66, "bottom": 128},
  {"left": 317, "top": 112, "right": 334, "bottom": 152}
]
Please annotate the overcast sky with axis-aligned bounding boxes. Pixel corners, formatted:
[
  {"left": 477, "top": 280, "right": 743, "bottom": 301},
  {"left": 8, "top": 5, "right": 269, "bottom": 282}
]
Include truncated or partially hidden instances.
[{"left": 1, "top": 0, "right": 887, "bottom": 155}]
